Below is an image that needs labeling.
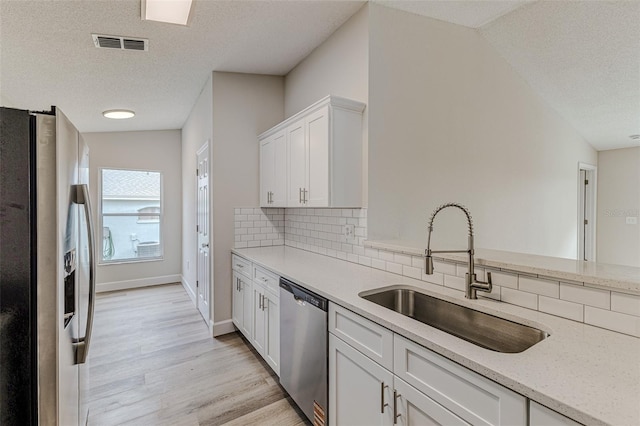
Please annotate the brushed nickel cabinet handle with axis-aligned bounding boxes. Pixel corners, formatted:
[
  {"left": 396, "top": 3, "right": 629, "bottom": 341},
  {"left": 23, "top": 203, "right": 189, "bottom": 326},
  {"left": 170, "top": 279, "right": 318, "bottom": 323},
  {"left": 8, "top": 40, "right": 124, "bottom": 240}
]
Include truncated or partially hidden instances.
[
  {"left": 393, "top": 390, "right": 401, "bottom": 424},
  {"left": 381, "top": 382, "right": 389, "bottom": 414},
  {"left": 303, "top": 188, "right": 308, "bottom": 204}
]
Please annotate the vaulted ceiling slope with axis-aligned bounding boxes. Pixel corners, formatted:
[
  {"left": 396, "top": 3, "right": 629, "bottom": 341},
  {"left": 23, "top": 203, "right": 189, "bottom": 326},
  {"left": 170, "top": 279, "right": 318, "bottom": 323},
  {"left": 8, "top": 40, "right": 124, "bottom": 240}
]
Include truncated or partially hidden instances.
[{"left": 1, "top": 1, "right": 638, "bottom": 151}]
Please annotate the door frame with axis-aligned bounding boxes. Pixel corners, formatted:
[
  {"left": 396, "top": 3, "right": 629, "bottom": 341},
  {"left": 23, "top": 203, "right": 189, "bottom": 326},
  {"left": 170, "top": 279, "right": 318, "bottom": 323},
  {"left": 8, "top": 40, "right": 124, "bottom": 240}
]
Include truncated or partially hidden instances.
[
  {"left": 577, "top": 162, "right": 597, "bottom": 262},
  {"left": 196, "top": 141, "right": 212, "bottom": 332}
]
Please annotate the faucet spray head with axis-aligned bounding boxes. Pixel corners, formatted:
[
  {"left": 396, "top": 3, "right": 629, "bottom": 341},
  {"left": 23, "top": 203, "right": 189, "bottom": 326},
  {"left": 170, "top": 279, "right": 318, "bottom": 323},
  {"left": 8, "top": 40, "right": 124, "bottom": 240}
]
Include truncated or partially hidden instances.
[{"left": 425, "top": 253, "right": 434, "bottom": 275}]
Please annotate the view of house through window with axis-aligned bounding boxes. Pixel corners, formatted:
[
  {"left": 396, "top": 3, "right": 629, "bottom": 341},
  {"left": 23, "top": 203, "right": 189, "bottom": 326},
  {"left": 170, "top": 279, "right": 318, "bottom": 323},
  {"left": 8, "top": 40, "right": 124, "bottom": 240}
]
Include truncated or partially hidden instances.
[{"left": 101, "top": 169, "right": 163, "bottom": 263}]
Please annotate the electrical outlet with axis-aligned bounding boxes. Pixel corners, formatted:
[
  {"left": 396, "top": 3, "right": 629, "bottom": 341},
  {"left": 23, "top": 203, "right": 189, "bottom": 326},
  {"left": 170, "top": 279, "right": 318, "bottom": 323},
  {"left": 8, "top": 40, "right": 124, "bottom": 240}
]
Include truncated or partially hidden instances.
[
  {"left": 343, "top": 224, "right": 355, "bottom": 239},
  {"left": 626, "top": 217, "right": 638, "bottom": 225},
  {"left": 130, "top": 233, "right": 137, "bottom": 241}
]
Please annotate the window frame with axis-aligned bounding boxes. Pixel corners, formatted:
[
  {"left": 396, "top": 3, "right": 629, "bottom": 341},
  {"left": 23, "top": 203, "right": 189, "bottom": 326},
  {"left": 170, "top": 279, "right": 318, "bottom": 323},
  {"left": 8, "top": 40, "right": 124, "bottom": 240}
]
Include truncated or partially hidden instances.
[{"left": 98, "top": 167, "right": 164, "bottom": 265}]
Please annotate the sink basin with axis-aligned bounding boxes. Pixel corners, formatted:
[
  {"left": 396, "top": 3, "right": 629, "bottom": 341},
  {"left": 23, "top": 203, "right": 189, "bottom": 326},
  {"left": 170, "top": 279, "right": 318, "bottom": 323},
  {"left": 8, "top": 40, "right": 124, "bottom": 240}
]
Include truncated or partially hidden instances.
[{"left": 360, "top": 287, "right": 548, "bottom": 353}]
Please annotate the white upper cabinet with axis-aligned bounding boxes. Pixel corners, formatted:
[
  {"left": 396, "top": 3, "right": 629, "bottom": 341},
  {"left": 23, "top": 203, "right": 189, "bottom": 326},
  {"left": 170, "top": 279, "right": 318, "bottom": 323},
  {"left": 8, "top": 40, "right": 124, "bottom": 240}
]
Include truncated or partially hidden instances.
[
  {"left": 260, "top": 130, "right": 287, "bottom": 207},
  {"left": 259, "top": 95, "right": 365, "bottom": 208}
]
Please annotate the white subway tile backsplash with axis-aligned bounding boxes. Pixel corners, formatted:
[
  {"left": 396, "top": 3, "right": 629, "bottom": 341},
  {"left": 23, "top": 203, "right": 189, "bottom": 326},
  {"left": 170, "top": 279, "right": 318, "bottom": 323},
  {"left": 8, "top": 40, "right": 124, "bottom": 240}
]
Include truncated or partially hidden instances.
[
  {"left": 379, "top": 251, "right": 395, "bottom": 262},
  {"left": 394, "top": 253, "right": 413, "bottom": 266},
  {"left": 402, "top": 265, "right": 421, "bottom": 280},
  {"left": 539, "top": 296, "right": 584, "bottom": 322},
  {"left": 611, "top": 292, "right": 640, "bottom": 317},
  {"left": 487, "top": 270, "right": 518, "bottom": 289},
  {"left": 386, "top": 262, "right": 403, "bottom": 275},
  {"left": 501, "top": 288, "right": 538, "bottom": 310},
  {"left": 433, "top": 260, "right": 456, "bottom": 275},
  {"left": 478, "top": 285, "right": 501, "bottom": 301},
  {"left": 444, "top": 275, "right": 466, "bottom": 292},
  {"left": 233, "top": 206, "right": 637, "bottom": 338},
  {"left": 519, "top": 276, "right": 560, "bottom": 298},
  {"left": 371, "top": 258, "right": 386, "bottom": 271},
  {"left": 560, "top": 283, "right": 610, "bottom": 309},
  {"left": 422, "top": 271, "right": 444, "bottom": 286},
  {"left": 585, "top": 306, "right": 640, "bottom": 337}
]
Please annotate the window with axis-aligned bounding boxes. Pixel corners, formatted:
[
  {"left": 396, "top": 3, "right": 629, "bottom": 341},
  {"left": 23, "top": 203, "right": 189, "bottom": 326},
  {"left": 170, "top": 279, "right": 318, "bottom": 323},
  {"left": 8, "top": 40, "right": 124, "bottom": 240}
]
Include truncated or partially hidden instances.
[{"left": 100, "top": 169, "right": 163, "bottom": 263}]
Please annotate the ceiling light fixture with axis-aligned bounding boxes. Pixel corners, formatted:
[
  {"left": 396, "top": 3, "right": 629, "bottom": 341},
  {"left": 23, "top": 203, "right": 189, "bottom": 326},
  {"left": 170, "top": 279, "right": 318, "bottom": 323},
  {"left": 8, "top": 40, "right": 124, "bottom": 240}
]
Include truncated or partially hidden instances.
[
  {"left": 630, "top": 134, "right": 640, "bottom": 140},
  {"left": 103, "top": 109, "right": 135, "bottom": 119},
  {"left": 141, "top": 0, "right": 193, "bottom": 26}
]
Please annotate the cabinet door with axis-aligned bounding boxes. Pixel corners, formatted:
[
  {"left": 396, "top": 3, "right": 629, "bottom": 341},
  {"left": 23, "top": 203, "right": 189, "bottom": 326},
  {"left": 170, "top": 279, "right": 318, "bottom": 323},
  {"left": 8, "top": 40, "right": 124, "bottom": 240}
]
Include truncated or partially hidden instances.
[
  {"left": 287, "top": 118, "right": 306, "bottom": 206},
  {"left": 272, "top": 131, "right": 287, "bottom": 207},
  {"left": 306, "top": 106, "right": 329, "bottom": 207},
  {"left": 329, "top": 334, "right": 394, "bottom": 426},
  {"left": 264, "top": 290, "right": 280, "bottom": 376},
  {"left": 394, "top": 377, "right": 470, "bottom": 426},
  {"left": 251, "top": 283, "right": 266, "bottom": 356},
  {"left": 232, "top": 272, "right": 243, "bottom": 331},
  {"left": 259, "top": 136, "right": 275, "bottom": 207},
  {"left": 240, "top": 276, "right": 253, "bottom": 338}
]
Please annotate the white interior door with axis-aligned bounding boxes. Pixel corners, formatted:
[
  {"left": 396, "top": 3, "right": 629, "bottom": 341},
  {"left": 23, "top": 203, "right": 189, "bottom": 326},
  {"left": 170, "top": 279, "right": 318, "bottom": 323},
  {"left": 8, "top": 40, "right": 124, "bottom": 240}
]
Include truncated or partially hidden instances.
[
  {"left": 578, "top": 164, "right": 597, "bottom": 261},
  {"left": 196, "top": 143, "right": 210, "bottom": 324}
]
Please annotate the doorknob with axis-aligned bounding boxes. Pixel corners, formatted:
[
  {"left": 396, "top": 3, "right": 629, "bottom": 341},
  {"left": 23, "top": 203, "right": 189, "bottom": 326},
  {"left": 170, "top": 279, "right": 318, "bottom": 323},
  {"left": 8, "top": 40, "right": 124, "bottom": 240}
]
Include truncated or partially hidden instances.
[{"left": 201, "top": 243, "right": 209, "bottom": 248}]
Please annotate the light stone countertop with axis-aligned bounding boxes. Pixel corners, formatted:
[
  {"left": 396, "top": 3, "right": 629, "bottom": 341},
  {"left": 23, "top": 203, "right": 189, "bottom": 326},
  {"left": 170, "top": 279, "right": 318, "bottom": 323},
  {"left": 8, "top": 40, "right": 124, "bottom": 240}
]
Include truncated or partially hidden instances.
[
  {"left": 233, "top": 245, "right": 640, "bottom": 426},
  {"left": 364, "top": 239, "right": 640, "bottom": 294}
]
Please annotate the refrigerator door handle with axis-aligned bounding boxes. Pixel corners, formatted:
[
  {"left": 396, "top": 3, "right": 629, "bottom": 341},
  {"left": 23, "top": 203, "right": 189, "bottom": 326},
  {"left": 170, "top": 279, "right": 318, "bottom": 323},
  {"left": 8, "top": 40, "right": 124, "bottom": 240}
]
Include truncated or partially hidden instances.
[{"left": 72, "top": 184, "right": 96, "bottom": 364}]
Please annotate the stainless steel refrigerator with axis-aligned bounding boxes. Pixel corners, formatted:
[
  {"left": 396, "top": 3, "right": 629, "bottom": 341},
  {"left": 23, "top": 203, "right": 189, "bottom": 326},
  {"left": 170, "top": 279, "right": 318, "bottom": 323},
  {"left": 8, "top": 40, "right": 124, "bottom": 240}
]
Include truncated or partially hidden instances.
[{"left": 0, "top": 106, "right": 96, "bottom": 425}]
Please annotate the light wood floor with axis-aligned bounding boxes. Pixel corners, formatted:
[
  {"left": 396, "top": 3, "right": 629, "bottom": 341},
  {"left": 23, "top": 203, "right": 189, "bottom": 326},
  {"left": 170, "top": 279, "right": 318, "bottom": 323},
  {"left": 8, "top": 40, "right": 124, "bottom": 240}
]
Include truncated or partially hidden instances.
[{"left": 87, "top": 283, "right": 309, "bottom": 426}]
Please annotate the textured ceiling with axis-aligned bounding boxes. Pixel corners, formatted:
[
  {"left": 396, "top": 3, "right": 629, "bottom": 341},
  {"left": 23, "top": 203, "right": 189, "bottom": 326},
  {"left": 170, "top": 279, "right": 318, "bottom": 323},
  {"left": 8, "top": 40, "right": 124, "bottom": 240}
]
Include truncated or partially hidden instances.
[
  {"left": 1, "top": 1, "right": 638, "bottom": 150},
  {"left": 0, "top": 0, "right": 365, "bottom": 133},
  {"left": 479, "top": 0, "right": 640, "bottom": 151},
  {"left": 373, "top": 0, "right": 533, "bottom": 28}
]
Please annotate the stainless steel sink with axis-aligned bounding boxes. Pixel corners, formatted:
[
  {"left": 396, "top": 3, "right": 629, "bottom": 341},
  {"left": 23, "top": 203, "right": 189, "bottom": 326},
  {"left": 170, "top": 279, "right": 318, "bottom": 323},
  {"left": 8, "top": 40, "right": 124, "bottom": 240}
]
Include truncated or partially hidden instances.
[{"left": 360, "top": 287, "right": 548, "bottom": 353}]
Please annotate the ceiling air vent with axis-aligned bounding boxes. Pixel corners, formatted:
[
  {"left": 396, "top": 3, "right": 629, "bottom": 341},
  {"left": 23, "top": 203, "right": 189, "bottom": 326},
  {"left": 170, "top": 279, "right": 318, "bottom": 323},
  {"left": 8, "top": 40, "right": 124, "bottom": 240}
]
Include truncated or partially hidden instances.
[{"left": 92, "top": 34, "right": 149, "bottom": 51}]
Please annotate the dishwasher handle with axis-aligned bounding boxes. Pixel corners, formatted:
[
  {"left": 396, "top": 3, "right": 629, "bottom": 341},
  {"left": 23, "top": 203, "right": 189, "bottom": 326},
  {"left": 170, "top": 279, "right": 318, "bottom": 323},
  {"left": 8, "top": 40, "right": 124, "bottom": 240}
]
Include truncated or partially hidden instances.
[{"left": 280, "top": 278, "right": 328, "bottom": 311}]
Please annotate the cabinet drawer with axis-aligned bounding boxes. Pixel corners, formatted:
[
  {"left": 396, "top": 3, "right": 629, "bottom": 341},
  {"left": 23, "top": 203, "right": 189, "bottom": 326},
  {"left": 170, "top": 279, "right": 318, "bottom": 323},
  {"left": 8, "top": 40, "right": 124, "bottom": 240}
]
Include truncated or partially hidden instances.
[
  {"left": 232, "top": 254, "right": 251, "bottom": 278},
  {"left": 253, "top": 265, "right": 279, "bottom": 294},
  {"left": 394, "top": 335, "right": 526, "bottom": 426},
  {"left": 329, "top": 303, "right": 393, "bottom": 371}
]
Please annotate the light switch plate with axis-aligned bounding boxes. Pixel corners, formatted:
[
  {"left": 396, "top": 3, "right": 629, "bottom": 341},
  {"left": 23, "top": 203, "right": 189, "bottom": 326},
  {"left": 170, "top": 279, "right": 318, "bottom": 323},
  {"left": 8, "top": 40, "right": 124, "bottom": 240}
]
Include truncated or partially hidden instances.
[{"left": 626, "top": 217, "right": 638, "bottom": 225}]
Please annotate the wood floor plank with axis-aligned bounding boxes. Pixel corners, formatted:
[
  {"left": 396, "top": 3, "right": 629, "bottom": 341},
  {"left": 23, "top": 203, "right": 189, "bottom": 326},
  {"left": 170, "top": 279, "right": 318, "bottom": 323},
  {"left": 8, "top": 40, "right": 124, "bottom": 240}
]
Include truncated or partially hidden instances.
[{"left": 88, "top": 283, "right": 308, "bottom": 426}]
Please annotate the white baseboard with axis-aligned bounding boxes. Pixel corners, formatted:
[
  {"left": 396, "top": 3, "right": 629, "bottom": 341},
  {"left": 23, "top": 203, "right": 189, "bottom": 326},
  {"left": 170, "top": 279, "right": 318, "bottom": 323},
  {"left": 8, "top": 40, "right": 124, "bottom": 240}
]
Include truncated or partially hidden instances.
[
  {"left": 181, "top": 276, "right": 197, "bottom": 305},
  {"left": 96, "top": 274, "right": 181, "bottom": 293},
  {"left": 212, "top": 319, "right": 236, "bottom": 337}
]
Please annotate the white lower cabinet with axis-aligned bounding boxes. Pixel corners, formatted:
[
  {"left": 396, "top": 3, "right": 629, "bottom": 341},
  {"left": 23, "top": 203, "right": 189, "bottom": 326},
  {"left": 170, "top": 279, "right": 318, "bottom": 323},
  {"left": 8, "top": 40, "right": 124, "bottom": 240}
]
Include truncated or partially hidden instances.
[
  {"left": 231, "top": 270, "right": 252, "bottom": 339},
  {"left": 232, "top": 254, "right": 280, "bottom": 376},
  {"left": 252, "top": 280, "right": 280, "bottom": 375},
  {"left": 329, "top": 303, "right": 526, "bottom": 426},
  {"left": 329, "top": 333, "right": 394, "bottom": 426}
]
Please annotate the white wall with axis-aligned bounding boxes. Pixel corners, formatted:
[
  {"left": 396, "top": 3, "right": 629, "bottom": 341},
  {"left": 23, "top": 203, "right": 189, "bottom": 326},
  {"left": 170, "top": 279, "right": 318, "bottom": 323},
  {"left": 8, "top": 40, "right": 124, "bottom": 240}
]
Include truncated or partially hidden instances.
[
  {"left": 597, "top": 147, "right": 640, "bottom": 267},
  {"left": 181, "top": 72, "right": 283, "bottom": 334},
  {"left": 285, "top": 4, "right": 369, "bottom": 205},
  {"left": 211, "top": 72, "right": 283, "bottom": 329},
  {"left": 181, "top": 76, "right": 213, "bottom": 303},
  {"left": 83, "top": 130, "right": 182, "bottom": 291},
  {"left": 367, "top": 5, "right": 597, "bottom": 259}
]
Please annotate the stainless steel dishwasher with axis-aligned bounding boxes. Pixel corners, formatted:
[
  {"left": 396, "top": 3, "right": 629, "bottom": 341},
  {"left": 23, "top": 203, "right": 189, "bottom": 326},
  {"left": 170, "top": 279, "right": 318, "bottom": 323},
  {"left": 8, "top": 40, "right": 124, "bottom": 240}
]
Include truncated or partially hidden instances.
[{"left": 280, "top": 277, "right": 328, "bottom": 426}]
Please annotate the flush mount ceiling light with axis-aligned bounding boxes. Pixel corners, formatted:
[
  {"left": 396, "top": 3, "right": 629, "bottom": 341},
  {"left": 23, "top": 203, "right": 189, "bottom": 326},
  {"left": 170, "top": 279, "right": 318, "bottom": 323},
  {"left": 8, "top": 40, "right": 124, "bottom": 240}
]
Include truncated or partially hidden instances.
[
  {"left": 630, "top": 134, "right": 640, "bottom": 140},
  {"left": 103, "top": 109, "right": 135, "bottom": 119},
  {"left": 141, "top": 0, "right": 193, "bottom": 26}
]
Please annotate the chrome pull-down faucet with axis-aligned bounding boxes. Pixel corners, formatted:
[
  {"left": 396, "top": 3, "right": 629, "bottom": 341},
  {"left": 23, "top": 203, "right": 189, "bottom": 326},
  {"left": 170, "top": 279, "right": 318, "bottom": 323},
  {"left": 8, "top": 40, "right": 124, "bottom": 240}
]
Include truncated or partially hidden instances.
[{"left": 424, "top": 203, "right": 492, "bottom": 299}]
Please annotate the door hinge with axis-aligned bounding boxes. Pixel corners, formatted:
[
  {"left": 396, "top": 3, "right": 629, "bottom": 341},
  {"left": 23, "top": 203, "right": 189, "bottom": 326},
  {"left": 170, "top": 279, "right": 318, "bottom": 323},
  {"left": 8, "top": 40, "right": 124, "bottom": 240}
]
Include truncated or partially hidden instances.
[
  {"left": 584, "top": 219, "right": 589, "bottom": 225},
  {"left": 196, "top": 224, "right": 199, "bottom": 232},
  {"left": 196, "top": 280, "right": 199, "bottom": 287},
  {"left": 585, "top": 179, "right": 589, "bottom": 185},
  {"left": 196, "top": 168, "right": 199, "bottom": 177}
]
